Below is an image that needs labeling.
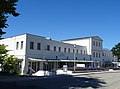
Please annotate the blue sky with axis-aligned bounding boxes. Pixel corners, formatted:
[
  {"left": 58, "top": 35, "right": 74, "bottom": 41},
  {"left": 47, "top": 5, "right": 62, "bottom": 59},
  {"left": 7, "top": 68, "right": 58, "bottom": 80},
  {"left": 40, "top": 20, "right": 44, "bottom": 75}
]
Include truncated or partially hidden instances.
[{"left": 3, "top": 0, "right": 120, "bottom": 49}]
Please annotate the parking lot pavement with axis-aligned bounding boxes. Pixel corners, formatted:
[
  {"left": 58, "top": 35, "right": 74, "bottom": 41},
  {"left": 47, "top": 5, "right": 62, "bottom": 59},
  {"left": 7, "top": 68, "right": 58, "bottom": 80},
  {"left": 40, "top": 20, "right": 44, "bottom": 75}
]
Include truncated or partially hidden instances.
[{"left": 0, "top": 70, "right": 120, "bottom": 89}]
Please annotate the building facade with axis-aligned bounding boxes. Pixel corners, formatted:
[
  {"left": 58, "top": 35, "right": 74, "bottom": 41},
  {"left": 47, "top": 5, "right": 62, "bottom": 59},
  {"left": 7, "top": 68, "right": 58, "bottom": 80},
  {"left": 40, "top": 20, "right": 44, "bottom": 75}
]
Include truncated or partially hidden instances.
[{"left": 0, "top": 34, "right": 117, "bottom": 75}]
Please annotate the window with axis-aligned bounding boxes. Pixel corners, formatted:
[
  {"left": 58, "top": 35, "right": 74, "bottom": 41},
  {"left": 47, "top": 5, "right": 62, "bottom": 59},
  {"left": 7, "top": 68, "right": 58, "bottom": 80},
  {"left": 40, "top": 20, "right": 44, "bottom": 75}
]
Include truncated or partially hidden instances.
[
  {"left": 102, "top": 53, "right": 104, "bottom": 56},
  {"left": 37, "top": 43, "right": 41, "bottom": 50},
  {"left": 21, "top": 41, "right": 23, "bottom": 49},
  {"left": 77, "top": 49, "right": 79, "bottom": 54},
  {"left": 58, "top": 47, "right": 61, "bottom": 52},
  {"left": 96, "top": 52, "right": 98, "bottom": 58},
  {"left": 93, "top": 52, "right": 95, "bottom": 57},
  {"left": 93, "top": 41, "right": 95, "bottom": 46},
  {"left": 54, "top": 46, "right": 56, "bottom": 51},
  {"left": 68, "top": 48, "right": 70, "bottom": 53},
  {"left": 56, "top": 56, "right": 58, "bottom": 59},
  {"left": 99, "top": 53, "right": 101, "bottom": 58},
  {"left": 30, "top": 42, "right": 34, "bottom": 49},
  {"left": 96, "top": 42, "right": 98, "bottom": 46},
  {"left": 16, "top": 42, "right": 19, "bottom": 50},
  {"left": 81, "top": 50, "right": 82, "bottom": 54},
  {"left": 99, "top": 42, "right": 101, "bottom": 47},
  {"left": 84, "top": 50, "right": 86, "bottom": 54},
  {"left": 47, "top": 45, "right": 50, "bottom": 51},
  {"left": 64, "top": 48, "right": 66, "bottom": 52}
]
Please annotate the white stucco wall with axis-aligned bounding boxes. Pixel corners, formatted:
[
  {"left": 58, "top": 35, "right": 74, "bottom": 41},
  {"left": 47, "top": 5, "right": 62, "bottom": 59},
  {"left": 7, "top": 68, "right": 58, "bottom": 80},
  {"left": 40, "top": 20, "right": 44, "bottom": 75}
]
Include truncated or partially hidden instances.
[
  {"left": 62, "top": 38, "right": 91, "bottom": 55},
  {"left": 25, "top": 34, "right": 89, "bottom": 60},
  {"left": 0, "top": 34, "right": 115, "bottom": 62},
  {"left": 0, "top": 34, "right": 117, "bottom": 74},
  {"left": 102, "top": 49, "right": 114, "bottom": 62},
  {"left": 92, "top": 37, "right": 103, "bottom": 51},
  {"left": 0, "top": 34, "right": 27, "bottom": 59}
]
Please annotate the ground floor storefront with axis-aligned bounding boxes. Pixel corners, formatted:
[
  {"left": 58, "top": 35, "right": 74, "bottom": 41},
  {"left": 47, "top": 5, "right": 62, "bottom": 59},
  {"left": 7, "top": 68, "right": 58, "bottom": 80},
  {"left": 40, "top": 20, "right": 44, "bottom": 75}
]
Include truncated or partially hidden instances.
[
  {"left": 22, "top": 58, "right": 102, "bottom": 75},
  {"left": 17, "top": 58, "right": 118, "bottom": 75}
]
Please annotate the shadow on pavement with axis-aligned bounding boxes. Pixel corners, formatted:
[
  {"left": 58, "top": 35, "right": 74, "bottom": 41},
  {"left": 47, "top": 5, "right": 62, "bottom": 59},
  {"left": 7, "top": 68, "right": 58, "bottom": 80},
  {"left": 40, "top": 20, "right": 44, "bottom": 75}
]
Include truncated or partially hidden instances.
[
  {"left": 0, "top": 75, "right": 106, "bottom": 89},
  {"left": 65, "top": 76, "right": 106, "bottom": 89}
]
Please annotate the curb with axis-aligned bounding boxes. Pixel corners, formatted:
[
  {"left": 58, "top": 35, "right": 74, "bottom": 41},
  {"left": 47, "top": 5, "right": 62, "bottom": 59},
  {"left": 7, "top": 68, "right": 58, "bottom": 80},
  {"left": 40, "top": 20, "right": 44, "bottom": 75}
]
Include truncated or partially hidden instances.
[{"left": 69, "top": 70, "right": 120, "bottom": 76}]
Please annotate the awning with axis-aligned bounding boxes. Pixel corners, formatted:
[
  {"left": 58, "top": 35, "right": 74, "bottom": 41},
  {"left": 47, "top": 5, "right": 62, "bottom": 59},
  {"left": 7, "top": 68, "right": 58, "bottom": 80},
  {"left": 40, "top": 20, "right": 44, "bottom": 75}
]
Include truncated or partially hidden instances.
[
  {"left": 28, "top": 58, "right": 60, "bottom": 62},
  {"left": 112, "top": 62, "right": 119, "bottom": 64},
  {"left": 29, "top": 58, "right": 46, "bottom": 62},
  {"left": 60, "top": 60, "right": 94, "bottom": 63},
  {"left": 28, "top": 58, "right": 93, "bottom": 63}
]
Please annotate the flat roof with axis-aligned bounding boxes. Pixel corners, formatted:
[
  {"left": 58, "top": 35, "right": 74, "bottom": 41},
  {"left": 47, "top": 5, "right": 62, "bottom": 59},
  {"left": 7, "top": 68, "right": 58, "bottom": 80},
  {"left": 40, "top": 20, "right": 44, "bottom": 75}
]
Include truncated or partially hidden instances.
[{"left": 62, "top": 36, "right": 103, "bottom": 41}]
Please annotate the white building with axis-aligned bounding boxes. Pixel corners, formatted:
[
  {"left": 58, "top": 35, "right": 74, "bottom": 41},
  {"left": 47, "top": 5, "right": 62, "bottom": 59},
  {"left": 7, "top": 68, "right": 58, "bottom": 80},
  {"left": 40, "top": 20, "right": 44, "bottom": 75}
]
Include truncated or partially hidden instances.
[{"left": 0, "top": 33, "right": 116, "bottom": 75}]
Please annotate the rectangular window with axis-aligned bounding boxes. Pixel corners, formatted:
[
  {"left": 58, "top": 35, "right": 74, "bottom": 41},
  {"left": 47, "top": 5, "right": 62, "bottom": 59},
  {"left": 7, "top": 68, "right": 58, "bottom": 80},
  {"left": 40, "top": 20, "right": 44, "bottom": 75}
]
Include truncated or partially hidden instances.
[
  {"left": 37, "top": 43, "right": 41, "bottom": 50},
  {"left": 81, "top": 50, "right": 82, "bottom": 54},
  {"left": 102, "top": 53, "right": 104, "bottom": 56},
  {"left": 30, "top": 42, "right": 34, "bottom": 49},
  {"left": 93, "top": 52, "right": 95, "bottom": 57},
  {"left": 64, "top": 48, "right": 66, "bottom": 52},
  {"left": 96, "top": 52, "right": 98, "bottom": 58},
  {"left": 93, "top": 41, "right": 95, "bottom": 46},
  {"left": 68, "top": 48, "right": 70, "bottom": 53},
  {"left": 16, "top": 42, "right": 19, "bottom": 50},
  {"left": 84, "top": 50, "right": 86, "bottom": 54},
  {"left": 58, "top": 47, "right": 61, "bottom": 52},
  {"left": 99, "top": 42, "right": 101, "bottom": 47},
  {"left": 77, "top": 49, "right": 78, "bottom": 54},
  {"left": 47, "top": 45, "right": 50, "bottom": 51},
  {"left": 54, "top": 46, "right": 56, "bottom": 51},
  {"left": 99, "top": 53, "right": 101, "bottom": 58},
  {"left": 96, "top": 42, "right": 98, "bottom": 46},
  {"left": 20, "top": 41, "right": 23, "bottom": 49}
]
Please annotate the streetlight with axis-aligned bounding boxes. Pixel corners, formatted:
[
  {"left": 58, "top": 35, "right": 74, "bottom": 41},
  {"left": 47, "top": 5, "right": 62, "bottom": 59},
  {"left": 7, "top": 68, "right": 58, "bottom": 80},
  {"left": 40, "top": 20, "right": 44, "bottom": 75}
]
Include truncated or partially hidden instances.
[{"left": 73, "top": 44, "right": 76, "bottom": 72}]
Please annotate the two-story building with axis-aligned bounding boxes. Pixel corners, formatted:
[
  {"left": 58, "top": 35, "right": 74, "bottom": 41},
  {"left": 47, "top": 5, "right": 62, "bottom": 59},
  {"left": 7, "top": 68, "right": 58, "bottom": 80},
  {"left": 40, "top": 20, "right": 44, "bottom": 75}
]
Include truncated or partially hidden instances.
[{"left": 0, "top": 33, "right": 116, "bottom": 75}]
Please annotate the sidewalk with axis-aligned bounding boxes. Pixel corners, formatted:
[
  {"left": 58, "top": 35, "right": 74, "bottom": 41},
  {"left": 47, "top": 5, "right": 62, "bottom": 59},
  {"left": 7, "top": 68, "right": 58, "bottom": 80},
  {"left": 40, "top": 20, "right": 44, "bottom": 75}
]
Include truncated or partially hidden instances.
[
  {"left": 0, "top": 70, "right": 120, "bottom": 82},
  {"left": 70, "top": 70, "right": 120, "bottom": 76}
]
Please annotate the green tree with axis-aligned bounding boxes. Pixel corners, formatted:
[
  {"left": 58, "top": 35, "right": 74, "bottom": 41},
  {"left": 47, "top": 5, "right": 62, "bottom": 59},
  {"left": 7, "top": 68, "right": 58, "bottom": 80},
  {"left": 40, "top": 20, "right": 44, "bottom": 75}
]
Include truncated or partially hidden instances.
[
  {"left": 0, "top": 44, "right": 8, "bottom": 64},
  {"left": 0, "top": 44, "right": 18, "bottom": 73},
  {"left": 0, "top": 0, "right": 20, "bottom": 38},
  {"left": 3, "top": 55, "right": 18, "bottom": 73},
  {"left": 111, "top": 43, "right": 120, "bottom": 62}
]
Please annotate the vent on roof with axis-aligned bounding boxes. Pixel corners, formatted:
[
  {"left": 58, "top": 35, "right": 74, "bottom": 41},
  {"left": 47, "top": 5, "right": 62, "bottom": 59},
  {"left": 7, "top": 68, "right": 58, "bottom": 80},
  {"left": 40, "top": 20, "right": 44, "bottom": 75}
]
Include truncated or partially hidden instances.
[{"left": 46, "top": 38, "right": 52, "bottom": 40}]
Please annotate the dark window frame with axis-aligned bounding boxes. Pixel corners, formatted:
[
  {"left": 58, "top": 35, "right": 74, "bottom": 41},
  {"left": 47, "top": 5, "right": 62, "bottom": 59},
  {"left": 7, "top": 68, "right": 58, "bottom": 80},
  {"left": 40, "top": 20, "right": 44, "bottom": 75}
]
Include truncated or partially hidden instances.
[
  {"left": 54, "top": 46, "right": 56, "bottom": 51},
  {"left": 30, "top": 42, "right": 34, "bottom": 49},
  {"left": 47, "top": 45, "right": 50, "bottom": 51},
  {"left": 16, "top": 42, "right": 19, "bottom": 50},
  {"left": 37, "top": 43, "right": 41, "bottom": 50},
  {"left": 21, "top": 41, "right": 24, "bottom": 49}
]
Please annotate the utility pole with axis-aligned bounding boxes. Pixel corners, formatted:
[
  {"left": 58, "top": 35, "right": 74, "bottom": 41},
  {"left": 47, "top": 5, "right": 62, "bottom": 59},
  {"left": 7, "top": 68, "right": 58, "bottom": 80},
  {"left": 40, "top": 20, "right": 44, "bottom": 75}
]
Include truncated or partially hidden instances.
[{"left": 73, "top": 44, "right": 76, "bottom": 72}]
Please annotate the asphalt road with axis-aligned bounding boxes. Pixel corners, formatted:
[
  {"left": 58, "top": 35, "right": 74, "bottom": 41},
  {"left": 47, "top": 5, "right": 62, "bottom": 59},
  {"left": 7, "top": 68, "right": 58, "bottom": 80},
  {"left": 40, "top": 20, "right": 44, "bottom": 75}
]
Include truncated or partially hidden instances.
[{"left": 0, "top": 71, "right": 120, "bottom": 89}]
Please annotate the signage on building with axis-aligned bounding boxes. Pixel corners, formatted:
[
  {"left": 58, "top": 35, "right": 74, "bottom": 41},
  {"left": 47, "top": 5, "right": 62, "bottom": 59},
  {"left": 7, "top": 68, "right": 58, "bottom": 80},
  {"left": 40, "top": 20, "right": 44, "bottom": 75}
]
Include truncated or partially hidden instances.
[
  {"left": 63, "top": 65, "right": 67, "bottom": 72},
  {"left": 76, "top": 64, "right": 85, "bottom": 68}
]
